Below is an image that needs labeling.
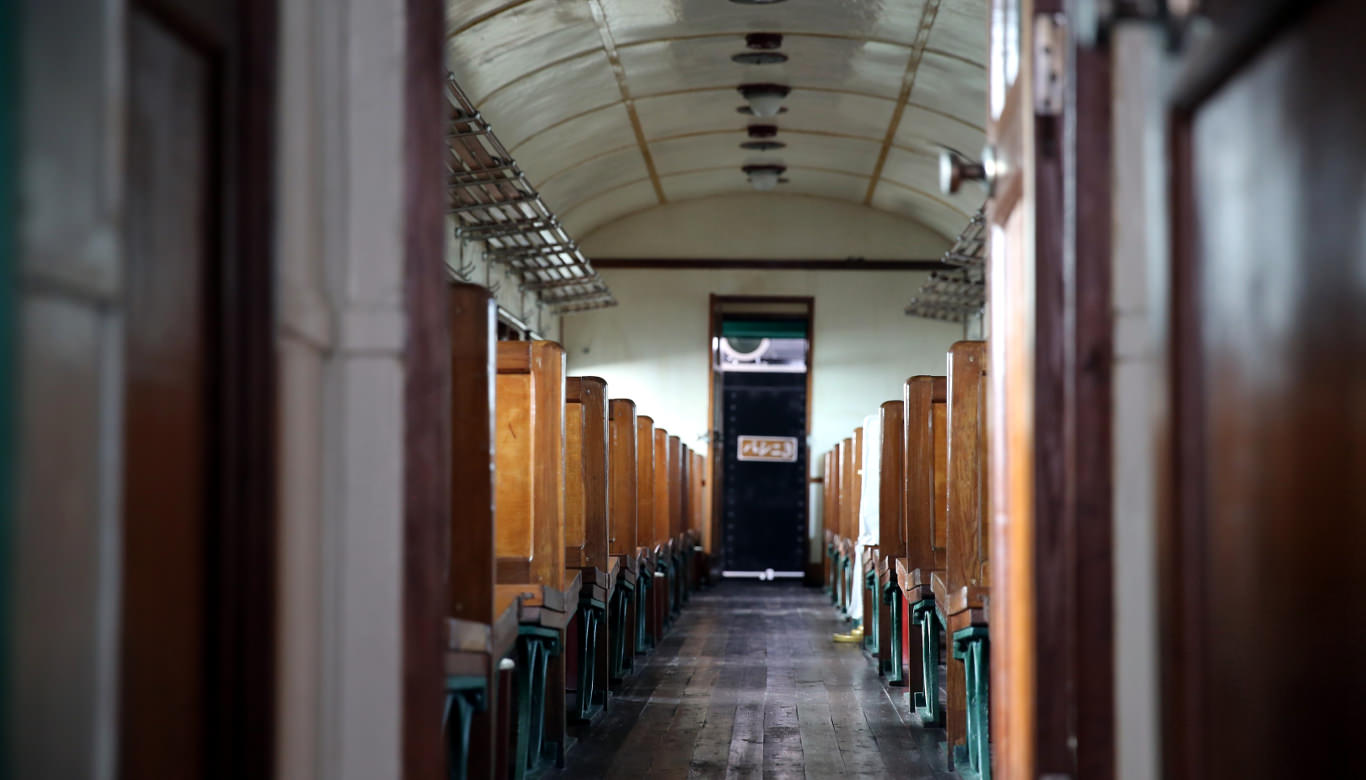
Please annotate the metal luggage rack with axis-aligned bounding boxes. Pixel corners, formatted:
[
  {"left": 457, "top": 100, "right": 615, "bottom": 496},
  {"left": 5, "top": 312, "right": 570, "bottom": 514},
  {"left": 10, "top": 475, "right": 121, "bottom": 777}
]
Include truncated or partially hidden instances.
[
  {"left": 446, "top": 74, "right": 616, "bottom": 314},
  {"left": 904, "top": 209, "right": 986, "bottom": 323}
]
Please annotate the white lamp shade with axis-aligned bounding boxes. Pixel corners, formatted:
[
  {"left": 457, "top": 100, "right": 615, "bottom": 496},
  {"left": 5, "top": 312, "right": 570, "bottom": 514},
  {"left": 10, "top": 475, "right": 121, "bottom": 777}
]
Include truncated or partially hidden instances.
[
  {"left": 748, "top": 170, "right": 781, "bottom": 191},
  {"left": 747, "top": 91, "right": 786, "bottom": 117}
]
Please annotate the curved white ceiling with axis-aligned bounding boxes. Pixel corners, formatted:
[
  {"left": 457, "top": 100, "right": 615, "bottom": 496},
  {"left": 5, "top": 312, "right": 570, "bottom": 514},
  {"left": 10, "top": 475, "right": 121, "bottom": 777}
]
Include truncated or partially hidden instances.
[{"left": 446, "top": 0, "right": 987, "bottom": 240}]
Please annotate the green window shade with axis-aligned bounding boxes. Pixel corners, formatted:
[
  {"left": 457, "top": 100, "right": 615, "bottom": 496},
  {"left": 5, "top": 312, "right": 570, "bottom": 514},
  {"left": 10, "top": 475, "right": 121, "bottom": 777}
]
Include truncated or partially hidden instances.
[{"left": 720, "top": 318, "right": 807, "bottom": 340}]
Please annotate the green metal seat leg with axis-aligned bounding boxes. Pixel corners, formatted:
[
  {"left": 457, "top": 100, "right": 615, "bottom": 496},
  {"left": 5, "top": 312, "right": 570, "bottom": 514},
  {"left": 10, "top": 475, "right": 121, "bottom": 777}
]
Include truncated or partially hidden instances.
[
  {"left": 443, "top": 676, "right": 488, "bottom": 780},
  {"left": 833, "top": 552, "right": 844, "bottom": 609},
  {"left": 610, "top": 583, "right": 633, "bottom": 679},
  {"left": 636, "top": 576, "right": 653, "bottom": 652},
  {"left": 952, "top": 626, "right": 991, "bottom": 780},
  {"left": 573, "top": 602, "right": 606, "bottom": 721},
  {"left": 911, "top": 599, "right": 944, "bottom": 726},
  {"left": 864, "top": 570, "right": 879, "bottom": 652},
  {"left": 827, "top": 544, "right": 837, "bottom": 599},
  {"left": 883, "top": 583, "right": 905, "bottom": 683},
  {"left": 513, "top": 627, "right": 560, "bottom": 774}
]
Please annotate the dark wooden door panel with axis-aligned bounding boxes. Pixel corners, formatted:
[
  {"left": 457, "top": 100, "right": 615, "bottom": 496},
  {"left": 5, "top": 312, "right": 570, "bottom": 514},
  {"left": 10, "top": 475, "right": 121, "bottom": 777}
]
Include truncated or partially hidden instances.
[
  {"left": 121, "top": 10, "right": 215, "bottom": 777},
  {"left": 1168, "top": 1, "right": 1366, "bottom": 777}
]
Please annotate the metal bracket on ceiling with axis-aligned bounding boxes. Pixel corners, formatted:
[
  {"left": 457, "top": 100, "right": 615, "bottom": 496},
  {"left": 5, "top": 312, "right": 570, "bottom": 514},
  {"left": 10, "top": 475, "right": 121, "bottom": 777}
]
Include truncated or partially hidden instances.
[{"left": 445, "top": 73, "right": 616, "bottom": 314}]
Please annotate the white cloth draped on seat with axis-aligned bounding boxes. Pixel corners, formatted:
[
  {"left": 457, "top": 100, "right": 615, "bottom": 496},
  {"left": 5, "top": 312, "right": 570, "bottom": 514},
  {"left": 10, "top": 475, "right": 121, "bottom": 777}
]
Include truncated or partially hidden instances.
[{"left": 847, "top": 413, "right": 882, "bottom": 623}]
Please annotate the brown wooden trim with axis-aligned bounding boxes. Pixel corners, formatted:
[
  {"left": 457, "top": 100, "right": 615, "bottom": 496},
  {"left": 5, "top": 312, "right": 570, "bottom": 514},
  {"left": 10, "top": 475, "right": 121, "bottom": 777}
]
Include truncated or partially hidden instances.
[
  {"left": 593, "top": 258, "right": 943, "bottom": 271},
  {"left": 208, "top": 0, "right": 279, "bottom": 775},
  {"left": 1068, "top": 37, "right": 1115, "bottom": 780},
  {"left": 403, "top": 0, "right": 449, "bottom": 776}
]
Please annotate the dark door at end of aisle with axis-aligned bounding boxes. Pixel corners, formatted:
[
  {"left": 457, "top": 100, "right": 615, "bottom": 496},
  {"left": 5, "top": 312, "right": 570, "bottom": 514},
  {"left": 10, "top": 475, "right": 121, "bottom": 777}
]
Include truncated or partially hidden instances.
[{"left": 721, "top": 371, "right": 806, "bottom": 574}]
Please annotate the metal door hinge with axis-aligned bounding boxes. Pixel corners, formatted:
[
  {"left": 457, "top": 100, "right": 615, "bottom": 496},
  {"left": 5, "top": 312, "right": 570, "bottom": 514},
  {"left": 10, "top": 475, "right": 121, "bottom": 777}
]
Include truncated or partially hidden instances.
[{"left": 1034, "top": 13, "right": 1067, "bottom": 116}]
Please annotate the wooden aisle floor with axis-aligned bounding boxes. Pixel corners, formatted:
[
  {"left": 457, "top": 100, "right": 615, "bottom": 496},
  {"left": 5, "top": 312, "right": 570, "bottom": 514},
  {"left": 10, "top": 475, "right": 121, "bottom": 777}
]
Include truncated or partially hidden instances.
[{"left": 547, "top": 582, "right": 955, "bottom": 779}]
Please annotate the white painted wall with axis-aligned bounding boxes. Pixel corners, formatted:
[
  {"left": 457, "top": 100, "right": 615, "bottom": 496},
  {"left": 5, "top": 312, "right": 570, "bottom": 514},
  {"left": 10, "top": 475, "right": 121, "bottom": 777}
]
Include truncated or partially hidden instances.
[
  {"left": 275, "top": 0, "right": 408, "bottom": 778},
  {"left": 563, "top": 195, "right": 967, "bottom": 562}
]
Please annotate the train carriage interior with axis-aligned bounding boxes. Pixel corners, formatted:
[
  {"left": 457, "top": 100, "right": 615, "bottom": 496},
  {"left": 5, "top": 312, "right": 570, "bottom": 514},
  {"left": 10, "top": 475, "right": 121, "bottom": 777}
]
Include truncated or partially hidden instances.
[{"left": 6, "top": 0, "right": 1365, "bottom": 778}]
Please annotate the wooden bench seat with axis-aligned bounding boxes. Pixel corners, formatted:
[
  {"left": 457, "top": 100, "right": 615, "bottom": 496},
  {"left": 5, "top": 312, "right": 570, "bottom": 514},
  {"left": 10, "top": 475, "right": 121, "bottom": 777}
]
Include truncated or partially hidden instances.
[
  {"left": 564, "top": 376, "right": 610, "bottom": 722},
  {"left": 445, "top": 283, "right": 504, "bottom": 780},
  {"left": 899, "top": 374, "right": 949, "bottom": 729},
  {"left": 607, "top": 399, "right": 639, "bottom": 680},
  {"left": 634, "top": 415, "right": 658, "bottom": 652},
  {"left": 495, "top": 339, "right": 577, "bottom": 774},
  {"left": 875, "top": 399, "right": 906, "bottom": 682},
  {"left": 651, "top": 427, "right": 674, "bottom": 636}
]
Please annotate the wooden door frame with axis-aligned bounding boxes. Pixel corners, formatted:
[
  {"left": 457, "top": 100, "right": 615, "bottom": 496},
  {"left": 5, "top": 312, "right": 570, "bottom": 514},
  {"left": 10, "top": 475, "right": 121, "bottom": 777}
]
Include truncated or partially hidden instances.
[
  {"left": 1158, "top": 3, "right": 1321, "bottom": 777},
  {"left": 123, "top": 0, "right": 280, "bottom": 775},
  {"left": 985, "top": 1, "right": 1116, "bottom": 776},
  {"left": 401, "top": 0, "right": 449, "bottom": 777},
  {"left": 705, "top": 294, "right": 815, "bottom": 576}
]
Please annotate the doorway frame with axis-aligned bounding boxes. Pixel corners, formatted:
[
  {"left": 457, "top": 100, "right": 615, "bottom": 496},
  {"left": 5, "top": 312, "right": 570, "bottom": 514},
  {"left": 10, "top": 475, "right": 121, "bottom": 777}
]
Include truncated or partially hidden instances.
[{"left": 705, "top": 294, "right": 815, "bottom": 576}]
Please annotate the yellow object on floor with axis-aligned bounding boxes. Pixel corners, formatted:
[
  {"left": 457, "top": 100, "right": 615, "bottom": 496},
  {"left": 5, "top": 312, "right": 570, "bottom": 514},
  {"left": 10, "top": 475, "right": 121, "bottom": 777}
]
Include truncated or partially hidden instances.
[{"left": 832, "top": 627, "right": 863, "bottom": 643}]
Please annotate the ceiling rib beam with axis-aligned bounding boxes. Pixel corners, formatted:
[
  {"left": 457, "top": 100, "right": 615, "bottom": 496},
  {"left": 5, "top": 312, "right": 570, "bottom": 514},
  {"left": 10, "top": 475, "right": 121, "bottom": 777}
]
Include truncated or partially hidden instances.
[
  {"left": 585, "top": 0, "right": 667, "bottom": 205},
  {"left": 864, "top": 0, "right": 942, "bottom": 205}
]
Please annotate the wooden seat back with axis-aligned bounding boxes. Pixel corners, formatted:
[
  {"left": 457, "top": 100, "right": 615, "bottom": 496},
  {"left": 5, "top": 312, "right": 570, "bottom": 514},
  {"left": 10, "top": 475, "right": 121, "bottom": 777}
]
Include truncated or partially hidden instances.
[
  {"left": 634, "top": 416, "right": 655, "bottom": 555},
  {"left": 652, "top": 428, "right": 671, "bottom": 550},
  {"left": 878, "top": 400, "right": 906, "bottom": 564},
  {"left": 566, "top": 377, "right": 609, "bottom": 572},
  {"left": 945, "top": 341, "right": 990, "bottom": 619},
  {"left": 448, "top": 283, "right": 497, "bottom": 628},
  {"left": 607, "top": 399, "right": 637, "bottom": 559},
  {"left": 903, "top": 376, "right": 949, "bottom": 594},
  {"left": 668, "top": 435, "right": 684, "bottom": 544},
  {"left": 495, "top": 340, "right": 567, "bottom": 591}
]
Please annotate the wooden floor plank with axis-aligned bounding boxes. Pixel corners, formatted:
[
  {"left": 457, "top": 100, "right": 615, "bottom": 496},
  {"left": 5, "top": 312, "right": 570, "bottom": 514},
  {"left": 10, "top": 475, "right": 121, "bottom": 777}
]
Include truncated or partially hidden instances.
[{"left": 541, "top": 583, "right": 954, "bottom": 780}]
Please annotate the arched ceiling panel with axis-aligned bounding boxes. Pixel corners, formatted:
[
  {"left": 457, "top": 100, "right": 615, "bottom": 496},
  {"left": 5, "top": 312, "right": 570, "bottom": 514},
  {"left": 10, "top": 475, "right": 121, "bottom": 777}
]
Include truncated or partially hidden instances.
[
  {"left": 513, "top": 105, "right": 638, "bottom": 186},
  {"left": 447, "top": 0, "right": 988, "bottom": 240},
  {"left": 926, "top": 0, "right": 989, "bottom": 65},
  {"left": 906, "top": 52, "right": 988, "bottom": 123},
  {"left": 894, "top": 106, "right": 985, "bottom": 157},
  {"left": 447, "top": 2, "right": 602, "bottom": 103},
  {"left": 871, "top": 187, "right": 972, "bottom": 239},
  {"left": 537, "top": 147, "right": 649, "bottom": 216},
  {"left": 561, "top": 180, "right": 658, "bottom": 237},
  {"left": 472, "top": 54, "right": 619, "bottom": 149}
]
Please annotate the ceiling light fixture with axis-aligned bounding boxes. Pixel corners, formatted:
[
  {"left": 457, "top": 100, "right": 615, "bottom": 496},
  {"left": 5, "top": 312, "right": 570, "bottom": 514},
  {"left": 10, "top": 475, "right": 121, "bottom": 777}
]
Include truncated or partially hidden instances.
[
  {"left": 737, "top": 105, "right": 787, "bottom": 116},
  {"left": 746, "top": 124, "right": 779, "bottom": 139},
  {"left": 743, "top": 164, "right": 787, "bottom": 192},
  {"left": 737, "top": 83, "right": 790, "bottom": 117},
  {"left": 744, "top": 32, "right": 784, "bottom": 50},
  {"left": 732, "top": 51, "right": 788, "bottom": 65},
  {"left": 740, "top": 141, "right": 786, "bottom": 151}
]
